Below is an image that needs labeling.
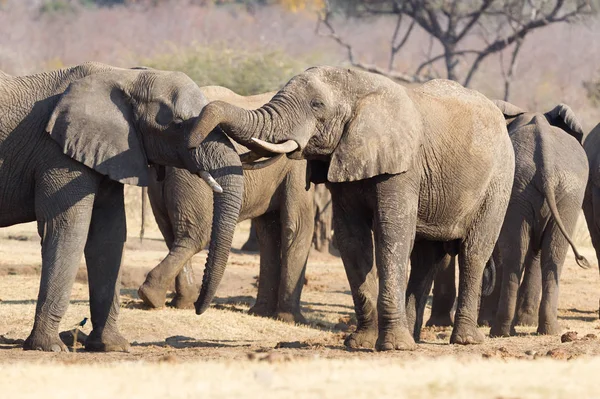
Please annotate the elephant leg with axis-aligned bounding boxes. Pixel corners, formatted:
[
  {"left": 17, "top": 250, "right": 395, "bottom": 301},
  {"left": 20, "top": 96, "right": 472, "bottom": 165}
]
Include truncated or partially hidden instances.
[
  {"left": 490, "top": 207, "right": 531, "bottom": 338},
  {"left": 138, "top": 244, "right": 198, "bottom": 309},
  {"left": 169, "top": 261, "right": 197, "bottom": 309},
  {"left": 426, "top": 253, "right": 456, "bottom": 327},
  {"left": 582, "top": 185, "right": 600, "bottom": 316},
  {"left": 514, "top": 253, "right": 541, "bottom": 326},
  {"left": 537, "top": 198, "right": 581, "bottom": 335},
  {"left": 249, "top": 212, "right": 281, "bottom": 319},
  {"left": 24, "top": 172, "right": 100, "bottom": 352},
  {"left": 84, "top": 179, "right": 129, "bottom": 352},
  {"left": 276, "top": 181, "right": 314, "bottom": 324},
  {"left": 373, "top": 174, "right": 418, "bottom": 351},
  {"left": 452, "top": 193, "right": 510, "bottom": 345},
  {"left": 407, "top": 241, "right": 447, "bottom": 341},
  {"left": 241, "top": 220, "right": 260, "bottom": 252},
  {"left": 477, "top": 250, "right": 502, "bottom": 327},
  {"left": 330, "top": 185, "right": 378, "bottom": 350}
]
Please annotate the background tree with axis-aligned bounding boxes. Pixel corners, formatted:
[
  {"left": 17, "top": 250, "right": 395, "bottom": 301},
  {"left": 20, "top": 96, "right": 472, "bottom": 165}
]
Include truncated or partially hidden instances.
[{"left": 318, "top": 0, "right": 597, "bottom": 99}]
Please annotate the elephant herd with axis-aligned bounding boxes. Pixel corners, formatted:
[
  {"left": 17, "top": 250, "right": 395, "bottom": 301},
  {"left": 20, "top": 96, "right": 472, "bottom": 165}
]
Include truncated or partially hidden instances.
[{"left": 1, "top": 62, "right": 600, "bottom": 353}]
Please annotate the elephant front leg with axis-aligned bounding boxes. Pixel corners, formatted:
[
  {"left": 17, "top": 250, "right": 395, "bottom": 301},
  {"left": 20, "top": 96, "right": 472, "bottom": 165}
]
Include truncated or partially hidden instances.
[
  {"left": 373, "top": 175, "right": 418, "bottom": 351},
  {"left": 84, "top": 180, "right": 129, "bottom": 352},
  {"left": 24, "top": 176, "right": 99, "bottom": 352},
  {"left": 249, "top": 213, "right": 281, "bottom": 319},
  {"left": 169, "top": 261, "right": 198, "bottom": 310},
  {"left": 330, "top": 186, "right": 378, "bottom": 349},
  {"left": 426, "top": 252, "right": 456, "bottom": 328}
]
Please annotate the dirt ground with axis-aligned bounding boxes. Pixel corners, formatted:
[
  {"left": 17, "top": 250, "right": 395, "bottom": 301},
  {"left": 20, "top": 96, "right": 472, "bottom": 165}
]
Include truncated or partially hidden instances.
[{"left": 2, "top": 215, "right": 600, "bottom": 398}]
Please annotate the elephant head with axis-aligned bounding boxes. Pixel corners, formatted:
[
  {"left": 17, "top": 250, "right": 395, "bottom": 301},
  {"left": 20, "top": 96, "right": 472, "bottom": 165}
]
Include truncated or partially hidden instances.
[
  {"left": 186, "top": 66, "right": 424, "bottom": 184},
  {"left": 45, "top": 67, "right": 244, "bottom": 316}
]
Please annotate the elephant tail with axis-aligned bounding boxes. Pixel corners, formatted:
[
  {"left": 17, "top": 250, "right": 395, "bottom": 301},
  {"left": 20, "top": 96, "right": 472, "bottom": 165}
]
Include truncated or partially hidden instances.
[
  {"left": 543, "top": 182, "right": 591, "bottom": 269},
  {"left": 535, "top": 116, "right": 591, "bottom": 269},
  {"left": 481, "top": 257, "right": 496, "bottom": 297}
]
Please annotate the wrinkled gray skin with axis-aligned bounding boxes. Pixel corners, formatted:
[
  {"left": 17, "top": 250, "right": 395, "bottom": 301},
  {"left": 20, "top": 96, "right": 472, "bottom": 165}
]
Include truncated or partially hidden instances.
[
  {"left": 427, "top": 102, "right": 590, "bottom": 337},
  {"left": 185, "top": 66, "right": 515, "bottom": 350},
  {"left": 138, "top": 87, "right": 315, "bottom": 323},
  {"left": 0, "top": 63, "right": 239, "bottom": 352},
  {"left": 581, "top": 123, "right": 600, "bottom": 316}
]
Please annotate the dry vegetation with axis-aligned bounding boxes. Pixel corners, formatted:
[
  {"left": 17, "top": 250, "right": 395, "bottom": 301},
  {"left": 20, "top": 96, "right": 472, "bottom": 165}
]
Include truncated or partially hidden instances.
[{"left": 2, "top": 1, "right": 600, "bottom": 397}]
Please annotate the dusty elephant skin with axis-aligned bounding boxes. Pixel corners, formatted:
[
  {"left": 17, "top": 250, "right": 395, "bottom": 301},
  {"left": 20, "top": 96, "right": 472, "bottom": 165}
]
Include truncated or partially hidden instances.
[
  {"left": 428, "top": 102, "right": 590, "bottom": 337},
  {"left": 138, "top": 86, "right": 315, "bottom": 324},
  {"left": 186, "top": 66, "right": 515, "bottom": 351},
  {"left": 582, "top": 122, "right": 600, "bottom": 317},
  {"left": 0, "top": 62, "right": 236, "bottom": 352}
]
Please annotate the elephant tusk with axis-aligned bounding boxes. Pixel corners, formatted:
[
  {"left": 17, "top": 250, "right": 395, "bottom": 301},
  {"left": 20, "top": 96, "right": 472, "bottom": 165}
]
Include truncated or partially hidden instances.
[
  {"left": 251, "top": 138, "right": 298, "bottom": 154},
  {"left": 198, "top": 171, "right": 223, "bottom": 194},
  {"left": 242, "top": 154, "right": 284, "bottom": 170}
]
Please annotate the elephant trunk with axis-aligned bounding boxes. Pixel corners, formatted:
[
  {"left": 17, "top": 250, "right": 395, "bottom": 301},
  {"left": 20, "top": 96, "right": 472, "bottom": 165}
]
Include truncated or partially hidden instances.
[
  {"left": 191, "top": 130, "right": 245, "bottom": 315},
  {"left": 186, "top": 99, "right": 301, "bottom": 160}
]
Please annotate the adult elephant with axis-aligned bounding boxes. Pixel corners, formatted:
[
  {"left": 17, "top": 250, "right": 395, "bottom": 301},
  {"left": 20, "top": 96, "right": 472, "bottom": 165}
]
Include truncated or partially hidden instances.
[
  {"left": 0, "top": 63, "right": 241, "bottom": 352},
  {"left": 183, "top": 66, "right": 515, "bottom": 350},
  {"left": 426, "top": 102, "right": 590, "bottom": 336},
  {"left": 138, "top": 86, "right": 315, "bottom": 324}
]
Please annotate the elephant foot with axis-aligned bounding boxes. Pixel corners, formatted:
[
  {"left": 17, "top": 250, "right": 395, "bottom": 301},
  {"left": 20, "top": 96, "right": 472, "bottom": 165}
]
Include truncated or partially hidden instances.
[
  {"left": 248, "top": 303, "right": 275, "bottom": 318},
  {"left": 537, "top": 320, "right": 561, "bottom": 336},
  {"left": 514, "top": 309, "right": 538, "bottom": 327},
  {"left": 85, "top": 328, "right": 130, "bottom": 352},
  {"left": 345, "top": 325, "right": 378, "bottom": 350},
  {"left": 274, "top": 310, "right": 307, "bottom": 325},
  {"left": 137, "top": 282, "right": 167, "bottom": 309},
  {"left": 376, "top": 325, "right": 417, "bottom": 351},
  {"left": 168, "top": 294, "right": 196, "bottom": 310},
  {"left": 489, "top": 321, "right": 516, "bottom": 338},
  {"left": 426, "top": 313, "right": 454, "bottom": 327},
  {"left": 450, "top": 321, "right": 485, "bottom": 345},
  {"left": 24, "top": 330, "right": 68, "bottom": 352}
]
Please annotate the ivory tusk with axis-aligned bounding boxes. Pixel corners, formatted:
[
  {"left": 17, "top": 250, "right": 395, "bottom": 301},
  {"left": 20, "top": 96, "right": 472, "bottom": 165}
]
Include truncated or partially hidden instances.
[
  {"left": 198, "top": 171, "right": 223, "bottom": 194},
  {"left": 250, "top": 138, "right": 298, "bottom": 154},
  {"left": 242, "top": 154, "right": 284, "bottom": 170}
]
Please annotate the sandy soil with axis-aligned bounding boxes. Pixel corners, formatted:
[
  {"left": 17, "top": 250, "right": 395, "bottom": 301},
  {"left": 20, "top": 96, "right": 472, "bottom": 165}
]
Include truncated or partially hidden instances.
[{"left": 2, "top": 215, "right": 600, "bottom": 398}]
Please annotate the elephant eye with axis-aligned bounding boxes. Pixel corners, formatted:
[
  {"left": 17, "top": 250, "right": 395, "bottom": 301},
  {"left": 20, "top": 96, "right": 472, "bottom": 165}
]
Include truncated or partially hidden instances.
[{"left": 311, "top": 99, "right": 325, "bottom": 109}]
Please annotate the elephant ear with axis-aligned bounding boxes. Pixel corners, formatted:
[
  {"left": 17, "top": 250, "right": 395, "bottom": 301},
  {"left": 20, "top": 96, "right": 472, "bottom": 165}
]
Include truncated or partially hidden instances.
[
  {"left": 46, "top": 71, "right": 149, "bottom": 186},
  {"left": 327, "top": 91, "right": 422, "bottom": 183},
  {"left": 544, "top": 104, "right": 584, "bottom": 144},
  {"left": 492, "top": 99, "right": 526, "bottom": 119}
]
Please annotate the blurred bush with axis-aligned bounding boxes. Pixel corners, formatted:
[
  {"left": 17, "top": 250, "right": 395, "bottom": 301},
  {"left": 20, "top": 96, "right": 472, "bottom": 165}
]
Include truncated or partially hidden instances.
[{"left": 141, "top": 43, "right": 317, "bottom": 94}]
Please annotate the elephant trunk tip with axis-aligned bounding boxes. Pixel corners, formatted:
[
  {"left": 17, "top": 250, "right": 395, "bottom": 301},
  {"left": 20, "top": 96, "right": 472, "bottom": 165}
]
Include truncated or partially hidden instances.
[{"left": 194, "top": 300, "right": 210, "bottom": 316}]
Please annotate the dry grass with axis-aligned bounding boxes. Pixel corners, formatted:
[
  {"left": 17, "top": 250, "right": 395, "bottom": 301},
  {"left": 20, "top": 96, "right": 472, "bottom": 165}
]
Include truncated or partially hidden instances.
[{"left": 2, "top": 221, "right": 600, "bottom": 398}]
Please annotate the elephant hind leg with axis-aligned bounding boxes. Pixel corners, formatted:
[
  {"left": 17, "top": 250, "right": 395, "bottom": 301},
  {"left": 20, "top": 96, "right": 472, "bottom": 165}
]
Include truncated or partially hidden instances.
[
  {"left": 426, "top": 253, "right": 456, "bottom": 328},
  {"left": 84, "top": 179, "right": 129, "bottom": 352},
  {"left": 582, "top": 184, "right": 600, "bottom": 317},
  {"left": 537, "top": 195, "right": 582, "bottom": 335},
  {"left": 25, "top": 170, "right": 100, "bottom": 352},
  {"left": 249, "top": 212, "right": 281, "bottom": 319},
  {"left": 514, "top": 252, "right": 541, "bottom": 327},
  {"left": 452, "top": 190, "right": 513, "bottom": 345},
  {"left": 169, "top": 261, "right": 197, "bottom": 309}
]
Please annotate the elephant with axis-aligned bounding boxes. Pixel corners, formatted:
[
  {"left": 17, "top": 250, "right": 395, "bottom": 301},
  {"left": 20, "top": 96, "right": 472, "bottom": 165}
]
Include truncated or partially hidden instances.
[
  {"left": 424, "top": 102, "right": 590, "bottom": 336},
  {"left": 183, "top": 66, "right": 515, "bottom": 350},
  {"left": 137, "top": 86, "right": 315, "bottom": 324},
  {"left": 581, "top": 122, "right": 600, "bottom": 316},
  {"left": 0, "top": 62, "right": 241, "bottom": 352}
]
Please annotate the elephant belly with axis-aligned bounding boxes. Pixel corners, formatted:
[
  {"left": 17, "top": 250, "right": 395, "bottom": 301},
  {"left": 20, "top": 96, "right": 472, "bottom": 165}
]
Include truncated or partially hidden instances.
[{"left": 0, "top": 160, "right": 36, "bottom": 227}]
